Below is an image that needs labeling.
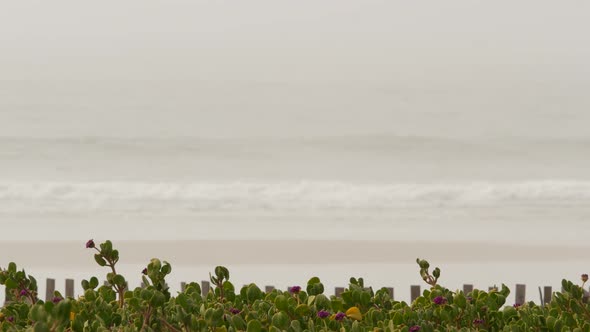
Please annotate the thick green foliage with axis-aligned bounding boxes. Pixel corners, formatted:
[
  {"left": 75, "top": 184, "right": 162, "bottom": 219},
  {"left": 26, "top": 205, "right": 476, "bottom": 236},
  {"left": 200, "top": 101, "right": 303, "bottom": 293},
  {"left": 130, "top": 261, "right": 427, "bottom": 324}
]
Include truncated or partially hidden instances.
[{"left": 1, "top": 242, "right": 589, "bottom": 331}]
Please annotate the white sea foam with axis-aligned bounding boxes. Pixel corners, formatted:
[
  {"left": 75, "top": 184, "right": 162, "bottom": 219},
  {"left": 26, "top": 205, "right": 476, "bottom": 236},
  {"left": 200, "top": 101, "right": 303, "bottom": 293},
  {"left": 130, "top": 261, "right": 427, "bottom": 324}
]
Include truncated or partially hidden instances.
[{"left": 1, "top": 180, "right": 589, "bottom": 214}]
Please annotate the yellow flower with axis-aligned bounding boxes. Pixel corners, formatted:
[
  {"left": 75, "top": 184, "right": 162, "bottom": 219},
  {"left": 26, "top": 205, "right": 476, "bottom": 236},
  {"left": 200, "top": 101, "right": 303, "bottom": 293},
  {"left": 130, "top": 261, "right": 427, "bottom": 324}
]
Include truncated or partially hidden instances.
[
  {"left": 70, "top": 312, "right": 76, "bottom": 321},
  {"left": 345, "top": 306, "right": 362, "bottom": 321}
]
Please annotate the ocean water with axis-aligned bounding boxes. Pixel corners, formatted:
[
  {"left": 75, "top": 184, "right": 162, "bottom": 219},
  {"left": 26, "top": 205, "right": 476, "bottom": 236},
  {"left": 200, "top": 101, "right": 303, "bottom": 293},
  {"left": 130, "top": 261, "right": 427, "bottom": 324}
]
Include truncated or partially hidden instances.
[
  {"left": 1, "top": 79, "right": 590, "bottom": 244},
  {"left": 1, "top": 133, "right": 589, "bottom": 245}
]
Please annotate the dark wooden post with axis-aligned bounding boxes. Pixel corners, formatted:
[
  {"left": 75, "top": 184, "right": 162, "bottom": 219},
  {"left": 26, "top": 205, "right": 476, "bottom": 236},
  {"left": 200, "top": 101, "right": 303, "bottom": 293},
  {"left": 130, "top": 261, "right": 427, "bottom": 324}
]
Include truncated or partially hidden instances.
[
  {"left": 410, "top": 285, "right": 421, "bottom": 302},
  {"left": 65, "top": 279, "right": 75, "bottom": 298},
  {"left": 265, "top": 286, "right": 275, "bottom": 293},
  {"left": 463, "top": 284, "right": 473, "bottom": 294},
  {"left": 201, "top": 281, "right": 210, "bottom": 299},
  {"left": 335, "top": 287, "right": 345, "bottom": 297},
  {"left": 543, "top": 286, "right": 552, "bottom": 304},
  {"left": 4, "top": 287, "right": 12, "bottom": 305},
  {"left": 387, "top": 287, "right": 394, "bottom": 299},
  {"left": 45, "top": 278, "right": 56, "bottom": 301},
  {"left": 515, "top": 284, "right": 526, "bottom": 305}
]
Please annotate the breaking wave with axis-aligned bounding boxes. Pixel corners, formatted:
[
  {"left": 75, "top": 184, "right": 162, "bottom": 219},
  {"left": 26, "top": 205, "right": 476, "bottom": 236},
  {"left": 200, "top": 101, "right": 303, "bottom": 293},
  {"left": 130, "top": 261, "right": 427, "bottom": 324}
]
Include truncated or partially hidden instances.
[{"left": 1, "top": 181, "right": 589, "bottom": 214}]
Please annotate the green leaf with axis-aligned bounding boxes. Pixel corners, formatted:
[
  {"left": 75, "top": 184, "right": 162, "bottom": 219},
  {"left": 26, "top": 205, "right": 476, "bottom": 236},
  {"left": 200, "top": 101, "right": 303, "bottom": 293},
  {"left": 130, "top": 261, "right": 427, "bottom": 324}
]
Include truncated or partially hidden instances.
[
  {"left": 314, "top": 294, "right": 331, "bottom": 311},
  {"left": 8, "top": 262, "right": 17, "bottom": 273},
  {"left": 5, "top": 278, "right": 18, "bottom": 289},
  {"left": 246, "top": 284, "right": 262, "bottom": 303},
  {"left": 231, "top": 315, "right": 247, "bottom": 330},
  {"left": 271, "top": 312, "right": 289, "bottom": 330},
  {"left": 290, "top": 320, "right": 302, "bottom": 332},
  {"left": 102, "top": 240, "right": 113, "bottom": 255},
  {"left": 294, "top": 304, "right": 310, "bottom": 317},
  {"left": 30, "top": 305, "right": 48, "bottom": 322},
  {"left": 454, "top": 292, "right": 467, "bottom": 309},
  {"left": 94, "top": 254, "right": 107, "bottom": 267},
  {"left": 215, "top": 266, "right": 229, "bottom": 280},
  {"left": 89, "top": 277, "right": 99, "bottom": 289},
  {"left": 162, "top": 262, "right": 172, "bottom": 275},
  {"left": 34, "top": 322, "right": 50, "bottom": 332},
  {"left": 275, "top": 295, "right": 288, "bottom": 311},
  {"left": 360, "top": 291, "right": 371, "bottom": 307},
  {"left": 113, "top": 274, "right": 126, "bottom": 287},
  {"left": 84, "top": 289, "right": 97, "bottom": 301},
  {"left": 433, "top": 267, "right": 441, "bottom": 278},
  {"left": 151, "top": 291, "right": 166, "bottom": 307}
]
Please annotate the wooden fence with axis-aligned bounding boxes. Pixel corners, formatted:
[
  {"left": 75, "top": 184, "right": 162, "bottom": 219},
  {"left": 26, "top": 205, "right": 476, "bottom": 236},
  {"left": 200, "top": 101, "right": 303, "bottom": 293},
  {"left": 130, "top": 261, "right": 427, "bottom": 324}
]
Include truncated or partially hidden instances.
[{"left": 3, "top": 278, "right": 567, "bottom": 306}]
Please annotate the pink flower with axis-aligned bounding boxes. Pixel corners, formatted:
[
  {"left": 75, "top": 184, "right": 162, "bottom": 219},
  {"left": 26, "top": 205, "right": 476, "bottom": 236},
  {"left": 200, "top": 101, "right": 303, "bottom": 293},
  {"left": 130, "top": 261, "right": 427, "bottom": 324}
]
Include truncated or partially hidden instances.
[{"left": 433, "top": 296, "right": 447, "bottom": 305}]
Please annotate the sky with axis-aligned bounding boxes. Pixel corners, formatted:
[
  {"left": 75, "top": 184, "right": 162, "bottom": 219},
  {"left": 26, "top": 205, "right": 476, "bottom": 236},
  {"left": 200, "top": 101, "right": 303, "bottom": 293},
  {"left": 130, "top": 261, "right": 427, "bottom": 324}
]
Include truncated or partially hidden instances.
[{"left": 1, "top": 0, "right": 589, "bottom": 139}]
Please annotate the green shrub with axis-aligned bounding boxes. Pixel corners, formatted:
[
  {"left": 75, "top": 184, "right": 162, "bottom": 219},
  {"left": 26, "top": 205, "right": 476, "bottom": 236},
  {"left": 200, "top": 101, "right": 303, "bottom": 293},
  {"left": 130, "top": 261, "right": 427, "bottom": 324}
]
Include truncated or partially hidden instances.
[{"left": 1, "top": 240, "right": 589, "bottom": 331}]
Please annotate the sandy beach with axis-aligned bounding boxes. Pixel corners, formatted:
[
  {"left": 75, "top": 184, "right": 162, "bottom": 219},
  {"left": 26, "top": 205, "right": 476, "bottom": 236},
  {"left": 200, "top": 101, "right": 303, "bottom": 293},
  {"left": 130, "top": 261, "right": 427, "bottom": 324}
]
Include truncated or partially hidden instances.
[
  {"left": 2, "top": 240, "right": 588, "bottom": 304},
  {"left": 1, "top": 240, "right": 588, "bottom": 267}
]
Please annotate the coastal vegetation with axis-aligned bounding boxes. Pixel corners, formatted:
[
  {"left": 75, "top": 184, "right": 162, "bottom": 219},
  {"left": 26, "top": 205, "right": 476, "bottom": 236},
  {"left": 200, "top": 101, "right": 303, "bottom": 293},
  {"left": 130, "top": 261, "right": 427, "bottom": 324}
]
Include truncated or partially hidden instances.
[{"left": 0, "top": 240, "right": 589, "bottom": 331}]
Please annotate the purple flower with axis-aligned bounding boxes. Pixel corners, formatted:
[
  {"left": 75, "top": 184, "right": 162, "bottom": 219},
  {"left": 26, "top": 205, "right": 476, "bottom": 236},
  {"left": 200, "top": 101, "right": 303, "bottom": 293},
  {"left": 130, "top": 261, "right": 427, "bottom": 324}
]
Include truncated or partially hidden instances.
[
  {"left": 289, "top": 286, "right": 301, "bottom": 294},
  {"left": 142, "top": 268, "right": 148, "bottom": 275},
  {"left": 473, "top": 318, "right": 485, "bottom": 325},
  {"left": 317, "top": 310, "right": 330, "bottom": 319},
  {"left": 19, "top": 289, "right": 28, "bottom": 296},
  {"left": 229, "top": 308, "right": 241, "bottom": 315},
  {"left": 409, "top": 326, "right": 421, "bottom": 332},
  {"left": 582, "top": 274, "right": 588, "bottom": 283},
  {"left": 52, "top": 296, "right": 63, "bottom": 303},
  {"left": 85, "top": 239, "right": 95, "bottom": 249},
  {"left": 7, "top": 316, "right": 15, "bottom": 323},
  {"left": 433, "top": 296, "right": 447, "bottom": 305},
  {"left": 513, "top": 303, "right": 522, "bottom": 308},
  {"left": 466, "top": 296, "right": 473, "bottom": 302},
  {"left": 335, "top": 312, "right": 346, "bottom": 321}
]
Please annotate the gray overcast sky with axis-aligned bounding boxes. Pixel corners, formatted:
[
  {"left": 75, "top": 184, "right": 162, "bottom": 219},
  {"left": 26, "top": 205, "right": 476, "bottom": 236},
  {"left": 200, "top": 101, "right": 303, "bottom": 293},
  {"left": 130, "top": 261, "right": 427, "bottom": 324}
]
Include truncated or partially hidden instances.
[
  {"left": 2, "top": 0, "right": 589, "bottom": 80},
  {"left": 1, "top": 1, "right": 589, "bottom": 138}
]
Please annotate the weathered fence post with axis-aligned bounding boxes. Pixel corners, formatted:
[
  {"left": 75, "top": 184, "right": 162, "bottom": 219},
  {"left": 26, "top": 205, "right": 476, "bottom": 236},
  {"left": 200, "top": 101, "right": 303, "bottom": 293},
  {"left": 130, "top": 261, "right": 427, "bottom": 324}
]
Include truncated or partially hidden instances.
[
  {"left": 335, "top": 287, "right": 345, "bottom": 297},
  {"left": 543, "top": 286, "right": 552, "bottom": 304},
  {"left": 410, "top": 285, "right": 421, "bottom": 302},
  {"left": 180, "top": 282, "right": 187, "bottom": 292},
  {"left": 515, "top": 284, "right": 526, "bottom": 305},
  {"left": 4, "top": 287, "right": 11, "bottom": 305},
  {"left": 45, "top": 278, "right": 56, "bottom": 301},
  {"left": 463, "top": 284, "right": 473, "bottom": 294},
  {"left": 201, "top": 281, "right": 210, "bottom": 299},
  {"left": 387, "top": 287, "right": 394, "bottom": 299},
  {"left": 265, "top": 286, "right": 275, "bottom": 293},
  {"left": 65, "top": 279, "right": 75, "bottom": 298}
]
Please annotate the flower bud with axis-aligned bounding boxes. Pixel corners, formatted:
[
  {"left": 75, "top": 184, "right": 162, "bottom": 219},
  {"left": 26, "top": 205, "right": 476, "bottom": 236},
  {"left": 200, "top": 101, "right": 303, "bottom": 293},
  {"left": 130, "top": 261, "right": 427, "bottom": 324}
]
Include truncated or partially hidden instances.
[{"left": 317, "top": 310, "right": 330, "bottom": 319}]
